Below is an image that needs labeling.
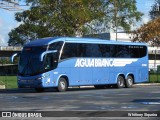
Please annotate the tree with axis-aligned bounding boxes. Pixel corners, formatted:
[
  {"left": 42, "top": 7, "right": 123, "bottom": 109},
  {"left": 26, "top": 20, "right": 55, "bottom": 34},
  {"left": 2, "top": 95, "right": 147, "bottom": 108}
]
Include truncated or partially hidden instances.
[
  {"left": 8, "top": 0, "right": 143, "bottom": 46},
  {"left": 132, "top": 17, "right": 160, "bottom": 46},
  {"left": 85, "top": 0, "right": 143, "bottom": 35},
  {"left": 132, "top": 0, "right": 160, "bottom": 46},
  {"left": 8, "top": 0, "right": 104, "bottom": 46},
  {"left": 150, "top": 0, "right": 160, "bottom": 19}
]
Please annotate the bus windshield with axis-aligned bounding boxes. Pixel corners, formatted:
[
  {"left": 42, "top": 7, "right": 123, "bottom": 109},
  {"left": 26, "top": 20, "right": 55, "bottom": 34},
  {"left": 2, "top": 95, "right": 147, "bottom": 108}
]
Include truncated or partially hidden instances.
[{"left": 18, "top": 46, "right": 47, "bottom": 76}]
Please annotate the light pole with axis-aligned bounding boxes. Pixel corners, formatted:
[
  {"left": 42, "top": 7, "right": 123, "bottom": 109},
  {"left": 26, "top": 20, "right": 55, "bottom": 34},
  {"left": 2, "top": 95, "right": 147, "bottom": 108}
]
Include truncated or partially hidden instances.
[
  {"left": 154, "top": 49, "right": 157, "bottom": 72},
  {"left": 114, "top": 0, "right": 117, "bottom": 41}
]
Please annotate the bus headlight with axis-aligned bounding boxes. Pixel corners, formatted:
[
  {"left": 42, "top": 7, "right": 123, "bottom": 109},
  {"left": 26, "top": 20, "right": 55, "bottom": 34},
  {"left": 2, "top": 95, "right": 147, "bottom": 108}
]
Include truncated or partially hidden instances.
[
  {"left": 36, "top": 74, "right": 50, "bottom": 80},
  {"left": 17, "top": 77, "right": 21, "bottom": 81},
  {"left": 36, "top": 77, "right": 43, "bottom": 80}
]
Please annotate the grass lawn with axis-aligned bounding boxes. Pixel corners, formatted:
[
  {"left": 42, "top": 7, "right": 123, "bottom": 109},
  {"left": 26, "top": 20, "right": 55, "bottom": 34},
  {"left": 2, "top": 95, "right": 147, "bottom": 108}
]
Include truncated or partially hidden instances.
[
  {"left": 149, "top": 74, "right": 160, "bottom": 83},
  {"left": 0, "top": 76, "right": 17, "bottom": 89}
]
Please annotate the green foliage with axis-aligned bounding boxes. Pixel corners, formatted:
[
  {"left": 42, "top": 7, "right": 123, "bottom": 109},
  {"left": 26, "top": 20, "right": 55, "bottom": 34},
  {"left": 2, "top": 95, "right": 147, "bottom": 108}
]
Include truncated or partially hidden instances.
[
  {"left": 0, "top": 57, "right": 10, "bottom": 64},
  {"left": 149, "top": 73, "right": 160, "bottom": 83},
  {"left": 149, "top": 0, "right": 160, "bottom": 19},
  {"left": 132, "top": 0, "right": 160, "bottom": 46},
  {"left": 157, "top": 65, "right": 160, "bottom": 73},
  {"left": 0, "top": 76, "right": 17, "bottom": 89},
  {"left": 84, "top": 0, "right": 143, "bottom": 35},
  {"left": 8, "top": 0, "right": 143, "bottom": 46},
  {"left": 0, "top": 57, "right": 18, "bottom": 64},
  {"left": 132, "top": 17, "right": 160, "bottom": 46}
]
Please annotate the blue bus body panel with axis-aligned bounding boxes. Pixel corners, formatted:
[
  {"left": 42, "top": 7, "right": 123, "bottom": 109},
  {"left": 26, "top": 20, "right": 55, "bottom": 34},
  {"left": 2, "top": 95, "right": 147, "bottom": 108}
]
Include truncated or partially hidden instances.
[
  {"left": 56, "top": 57, "right": 148, "bottom": 86},
  {"left": 18, "top": 37, "right": 148, "bottom": 89},
  {"left": 24, "top": 37, "right": 147, "bottom": 47}
]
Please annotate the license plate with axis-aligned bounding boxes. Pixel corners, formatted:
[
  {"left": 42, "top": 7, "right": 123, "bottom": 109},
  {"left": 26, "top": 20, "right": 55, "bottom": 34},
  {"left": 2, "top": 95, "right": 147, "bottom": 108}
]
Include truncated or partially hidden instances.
[
  {"left": 26, "top": 80, "right": 33, "bottom": 83},
  {"left": 20, "top": 80, "right": 33, "bottom": 83}
]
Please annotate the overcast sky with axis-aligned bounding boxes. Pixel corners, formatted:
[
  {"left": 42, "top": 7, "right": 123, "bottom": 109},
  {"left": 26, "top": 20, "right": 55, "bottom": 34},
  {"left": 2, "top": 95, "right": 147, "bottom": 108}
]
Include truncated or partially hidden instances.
[{"left": 0, "top": 0, "right": 155, "bottom": 46}]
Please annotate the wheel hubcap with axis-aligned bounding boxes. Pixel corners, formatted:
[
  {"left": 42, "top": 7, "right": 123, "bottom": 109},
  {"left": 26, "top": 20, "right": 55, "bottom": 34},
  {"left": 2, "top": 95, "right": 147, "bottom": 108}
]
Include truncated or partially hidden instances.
[
  {"left": 60, "top": 81, "right": 65, "bottom": 89},
  {"left": 128, "top": 78, "right": 133, "bottom": 85},
  {"left": 119, "top": 78, "right": 124, "bottom": 86}
]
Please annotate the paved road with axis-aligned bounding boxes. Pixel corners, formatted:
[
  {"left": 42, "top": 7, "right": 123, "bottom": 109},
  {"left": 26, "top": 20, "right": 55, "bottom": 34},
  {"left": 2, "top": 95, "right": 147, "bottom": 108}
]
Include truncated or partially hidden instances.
[
  {"left": 0, "top": 85, "right": 160, "bottom": 119},
  {"left": 0, "top": 85, "right": 160, "bottom": 111}
]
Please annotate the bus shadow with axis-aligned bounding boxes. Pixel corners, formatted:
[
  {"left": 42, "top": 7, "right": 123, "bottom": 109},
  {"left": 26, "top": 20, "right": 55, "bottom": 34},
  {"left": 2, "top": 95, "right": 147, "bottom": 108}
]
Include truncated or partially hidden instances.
[
  {"left": 0, "top": 88, "right": 35, "bottom": 94},
  {"left": 67, "top": 85, "right": 117, "bottom": 92},
  {"left": 0, "top": 85, "right": 118, "bottom": 94}
]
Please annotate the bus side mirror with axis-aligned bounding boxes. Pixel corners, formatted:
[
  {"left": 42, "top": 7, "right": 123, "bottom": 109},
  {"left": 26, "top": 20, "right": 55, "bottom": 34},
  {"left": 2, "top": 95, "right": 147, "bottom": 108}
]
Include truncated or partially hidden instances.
[
  {"left": 11, "top": 53, "right": 21, "bottom": 63},
  {"left": 40, "top": 50, "right": 57, "bottom": 62}
]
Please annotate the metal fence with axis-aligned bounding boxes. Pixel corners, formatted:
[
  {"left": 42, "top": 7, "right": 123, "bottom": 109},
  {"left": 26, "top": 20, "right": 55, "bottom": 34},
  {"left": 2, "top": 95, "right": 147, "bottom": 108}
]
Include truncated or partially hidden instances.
[
  {"left": 0, "top": 46, "right": 22, "bottom": 51},
  {"left": 0, "top": 64, "right": 18, "bottom": 76}
]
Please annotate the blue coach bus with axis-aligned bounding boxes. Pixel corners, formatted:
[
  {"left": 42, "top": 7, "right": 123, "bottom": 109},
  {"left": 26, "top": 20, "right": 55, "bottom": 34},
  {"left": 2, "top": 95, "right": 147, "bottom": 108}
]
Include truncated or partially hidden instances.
[{"left": 12, "top": 37, "right": 148, "bottom": 92}]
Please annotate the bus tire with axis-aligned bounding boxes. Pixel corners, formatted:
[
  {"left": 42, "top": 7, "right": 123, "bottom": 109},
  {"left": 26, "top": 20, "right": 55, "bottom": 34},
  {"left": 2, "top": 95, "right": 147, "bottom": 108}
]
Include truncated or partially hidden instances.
[
  {"left": 35, "top": 88, "right": 44, "bottom": 92},
  {"left": 126, "top": 75, "right": 134, "bottom": 88},
  {"left": 57, "top": 78, "right": 67, "bottom": 92},
  {"left": 117, "top": 76, "right": 125, "bottom": 88}
]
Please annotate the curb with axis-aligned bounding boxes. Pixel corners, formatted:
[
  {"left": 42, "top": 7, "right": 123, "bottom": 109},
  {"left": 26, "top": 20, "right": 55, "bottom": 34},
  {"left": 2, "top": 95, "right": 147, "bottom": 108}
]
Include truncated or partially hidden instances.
[
  {"left": 70, "top": 83, "right": 160, "bottom": 88},
  {"left": 79, "top": 84, "right": 160, "bottom": 88},
  {"left": 134, "top": 83, "right": 160, "bottom": 86}
]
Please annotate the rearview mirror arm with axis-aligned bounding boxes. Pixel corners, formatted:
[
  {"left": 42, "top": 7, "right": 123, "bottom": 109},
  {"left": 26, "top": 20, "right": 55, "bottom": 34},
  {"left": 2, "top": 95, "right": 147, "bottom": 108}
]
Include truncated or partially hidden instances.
[{"left": 40, "top": 50, "right": 57, "bottom": 62}]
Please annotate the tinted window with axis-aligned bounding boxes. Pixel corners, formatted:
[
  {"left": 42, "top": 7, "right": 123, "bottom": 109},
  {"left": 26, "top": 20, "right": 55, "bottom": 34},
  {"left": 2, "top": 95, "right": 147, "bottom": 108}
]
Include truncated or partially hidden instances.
[
  {"left": 19, "top": 46, "right": 47, "bottom": 76},
  {"left": 129, "top": 45, "right": 140, "bottom": 58},
  {"left": 98, "top": 44, "right": 110, "bottom": 57},
  {"left": 112, "top": 45, "right": 130, "bottom": 58},
  {"left": 139, "top": 46, "right": 147, "bottom": 57},
  {"left": 129, "top": 45, "right": 147, "bottom": 58},
  {"left": 85, "top": 44, "right": 102, "bottom": 57},
  {"left": 48, "top": 41, "right": 63, "bottom": 52},
  {"left": 61, "top": 43, "right": 147, "bottom": 59},
  {"left": 111, "top": 45, "right": 147, "bottom": 58},
  {"left": 44, "top": 53, "right": 58, "bottom": 71},
  {"left": 61, "top": 43, "right": 78, "bottom": 59},
  {"left": 61, "top": 43, "right": 107, "bottom": 59}
]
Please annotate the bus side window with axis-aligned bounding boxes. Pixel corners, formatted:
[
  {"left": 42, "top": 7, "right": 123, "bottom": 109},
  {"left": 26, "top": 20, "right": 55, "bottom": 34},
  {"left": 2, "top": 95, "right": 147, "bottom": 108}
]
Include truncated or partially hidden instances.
[
  {"left": 61, "top": 43, "right": 78, "bottom": 60},
  {"left": 85, "top": 44, "right": 102, "bottom": 57},
  {"left": 44, "top": 53, "right": 58, "bottom": 70},
  {"left": 129, "top": 45, "right": 140, "bottom": 58},
  {"left": 98, "top": 44, "right": 110, "bottom": 57},
  {"left": 139, "top": 46, "right": 147, "bottom": 58},
  {"left": 49, "top": 42, "right": 63, "bottom": 51},
  {"left": 115, "top": 45, "right": 130, "bottom": 58}
]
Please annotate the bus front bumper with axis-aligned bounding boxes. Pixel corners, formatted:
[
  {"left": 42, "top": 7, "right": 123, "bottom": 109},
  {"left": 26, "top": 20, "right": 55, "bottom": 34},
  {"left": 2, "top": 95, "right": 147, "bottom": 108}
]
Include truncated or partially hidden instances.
[{"left": 18, "top": 79, "right": 43, "bottom": 88}]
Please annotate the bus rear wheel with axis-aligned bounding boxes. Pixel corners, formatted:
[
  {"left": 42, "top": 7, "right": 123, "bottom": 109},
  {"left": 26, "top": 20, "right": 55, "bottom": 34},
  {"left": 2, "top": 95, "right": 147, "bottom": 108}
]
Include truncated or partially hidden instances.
[
  {"left": 117, "top": 76, "right": 125, "bottom": 88},
  {"left": 126, "top": 75, "right": 134, "bottom": 88},
  {"left": 56, "top": 78, "right": 67, "bottom": 92}
]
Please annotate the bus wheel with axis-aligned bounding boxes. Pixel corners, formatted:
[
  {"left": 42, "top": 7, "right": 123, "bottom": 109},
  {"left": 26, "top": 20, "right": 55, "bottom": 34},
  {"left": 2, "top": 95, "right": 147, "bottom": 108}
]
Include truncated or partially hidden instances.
[
  {"left": 126, "top": 75, "right": 134, "bottom": 88},
  {"left": 117, "top": 76, "right": 125, "bottom": 88},
  {"left": 35, "top": 88, "right": 44, "bottom": 92},
  {"left": 57, "top": 78, "right": 67, "bottom": 92}
]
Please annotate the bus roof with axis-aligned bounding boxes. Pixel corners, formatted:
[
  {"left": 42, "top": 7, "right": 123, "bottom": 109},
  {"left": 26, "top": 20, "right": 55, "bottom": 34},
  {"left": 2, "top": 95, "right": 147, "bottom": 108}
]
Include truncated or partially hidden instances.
[{"left": 24, "top": 37, "right": 146, "bottom": 47}]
